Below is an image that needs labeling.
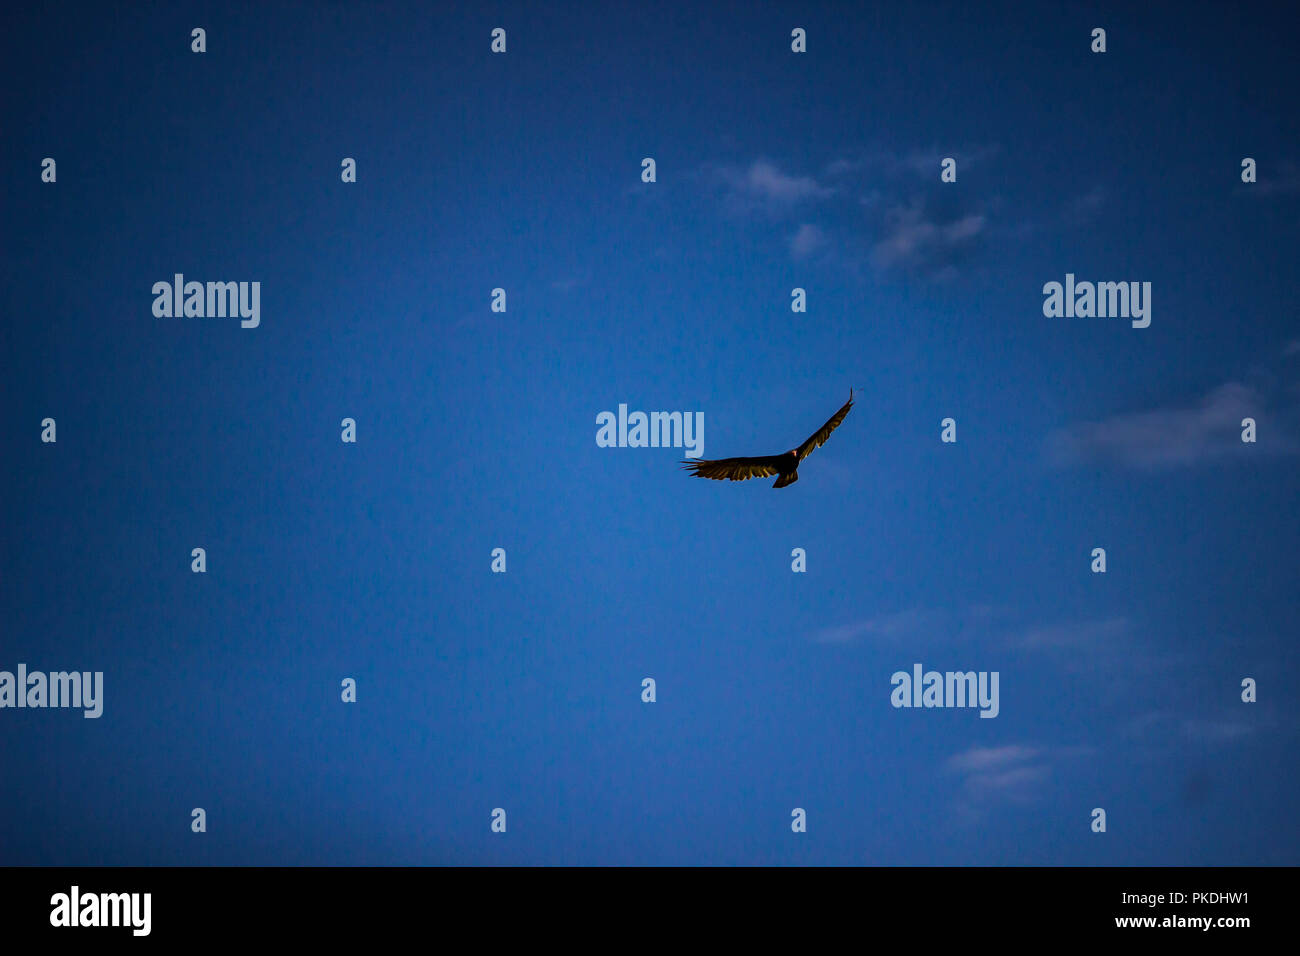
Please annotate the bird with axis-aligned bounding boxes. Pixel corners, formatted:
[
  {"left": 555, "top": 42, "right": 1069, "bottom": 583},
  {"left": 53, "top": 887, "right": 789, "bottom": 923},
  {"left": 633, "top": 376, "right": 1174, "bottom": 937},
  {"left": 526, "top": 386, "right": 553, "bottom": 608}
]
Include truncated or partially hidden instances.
[{"left": 681, "top": 390, "right": 853, "bottom": 488}]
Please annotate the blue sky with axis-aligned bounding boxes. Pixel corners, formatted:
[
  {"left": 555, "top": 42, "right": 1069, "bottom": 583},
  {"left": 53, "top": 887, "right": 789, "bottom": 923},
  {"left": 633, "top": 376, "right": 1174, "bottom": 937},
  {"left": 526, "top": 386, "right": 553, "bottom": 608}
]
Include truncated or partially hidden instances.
[{"left": 2, "top": 1, "right": 1297, "bottom": 865}]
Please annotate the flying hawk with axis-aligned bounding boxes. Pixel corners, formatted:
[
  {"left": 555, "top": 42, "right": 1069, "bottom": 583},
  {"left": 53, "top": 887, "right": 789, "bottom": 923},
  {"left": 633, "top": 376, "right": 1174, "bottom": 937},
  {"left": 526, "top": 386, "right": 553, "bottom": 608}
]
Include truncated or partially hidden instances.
[{"left": 681, "top": 390, "right": 853, "bottom": 488}]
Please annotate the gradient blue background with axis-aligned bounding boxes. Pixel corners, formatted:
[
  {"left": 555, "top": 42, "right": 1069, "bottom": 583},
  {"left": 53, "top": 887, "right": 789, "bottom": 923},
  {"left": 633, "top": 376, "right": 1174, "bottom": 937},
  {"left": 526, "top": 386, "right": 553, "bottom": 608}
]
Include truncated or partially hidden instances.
[{"left": 2, "top": 0, "right": 1297, "bottom": 865}]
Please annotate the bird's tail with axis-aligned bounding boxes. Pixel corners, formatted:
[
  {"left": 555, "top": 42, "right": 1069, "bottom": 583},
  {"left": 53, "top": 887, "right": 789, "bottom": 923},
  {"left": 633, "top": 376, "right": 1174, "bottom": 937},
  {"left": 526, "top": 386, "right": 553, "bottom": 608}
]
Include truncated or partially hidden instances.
[{"left": 773, "top": 471, "right": 799, "bottom": 489}]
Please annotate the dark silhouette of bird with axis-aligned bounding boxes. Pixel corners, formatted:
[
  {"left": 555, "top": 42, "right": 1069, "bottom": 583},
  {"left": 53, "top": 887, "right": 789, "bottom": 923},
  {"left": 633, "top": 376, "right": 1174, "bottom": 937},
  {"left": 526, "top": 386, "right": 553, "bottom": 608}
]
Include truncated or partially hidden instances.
[{"left": 681, "top": 390, "right": 854, "bottom": 488}]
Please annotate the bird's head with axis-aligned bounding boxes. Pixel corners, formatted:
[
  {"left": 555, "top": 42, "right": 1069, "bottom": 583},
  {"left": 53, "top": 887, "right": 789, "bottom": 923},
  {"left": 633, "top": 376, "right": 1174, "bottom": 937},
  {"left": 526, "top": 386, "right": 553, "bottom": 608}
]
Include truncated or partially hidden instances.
[{"left": 788, "top": 449, "right": 798, "bottom": 457}]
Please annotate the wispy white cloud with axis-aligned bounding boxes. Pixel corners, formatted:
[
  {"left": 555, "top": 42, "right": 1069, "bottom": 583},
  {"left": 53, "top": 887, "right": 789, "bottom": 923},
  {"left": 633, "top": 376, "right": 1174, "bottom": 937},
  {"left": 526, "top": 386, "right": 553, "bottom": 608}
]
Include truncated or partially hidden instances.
[
  {"left": 1183, "top": 718, "right": 1255, "bottom": 742},
  {"left": 700, "top": 149, "right": 1006, "bottom": 276},
  {"left": 1239, "top": 159, "right": 1300, "bottom": 197},
  {"left": 946, "top": 744, "right": 1061, "bottom": 818},
  {"left": 710, "top": 158, "right": 832, "bottom": 214},
  {"left": 809, "top": 607, "right": 948, "bottom": 645},
  {"left": 821, "top": 144, "right": 1002, "bottom": 180},
  {"left": 1046, "top": 383, "right": 1271, "bottom": 469},
  {"left": 963, "top": 764, "right": 1050, "bottom": 797},
  {"left": 1128, "top": 711, "right": 1257, "bottom": 745},
  {"left": 841, "top": 148, "right": 1001, "bottom": 278},
  {"left": 815, "top": 608, "right": 1146, "bottom": 664},
  {"left": 1013, "top": 617, "right": 1131, "bottom": 651},
  {"left": 946, "top": 745, "right": 1042, "bottom": 774},
  {"left": 550, "top": 275, "right": 585, "bottom": 293},
  {"left": 1065, "top": 185, "right": 1106, "bottom": 225},
  {"left": 1003, "top": 616, "right": 1182, "bottom": 685},
  {"left": 744, "top": 159, "right": 831, "bottom": 202},
  {"left": 789, "top": 223, "right": 827, "bottom": 260},
  {"left": 871, "top": 203, "right": 986, "bottom": 276},
  {"left": 810, "top": 604, "right": 1018, "bottom": 646}
]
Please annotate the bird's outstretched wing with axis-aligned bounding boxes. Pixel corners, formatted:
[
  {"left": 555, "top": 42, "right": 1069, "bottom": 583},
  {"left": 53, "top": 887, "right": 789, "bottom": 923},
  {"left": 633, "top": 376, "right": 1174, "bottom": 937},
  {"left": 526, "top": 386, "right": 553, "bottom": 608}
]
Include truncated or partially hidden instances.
[
  {"left": 795, "top": 389, "right": 854, "bottom": 462},
  {"left": 680, "top": 456, "right": 783, "bottom": 481}
]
